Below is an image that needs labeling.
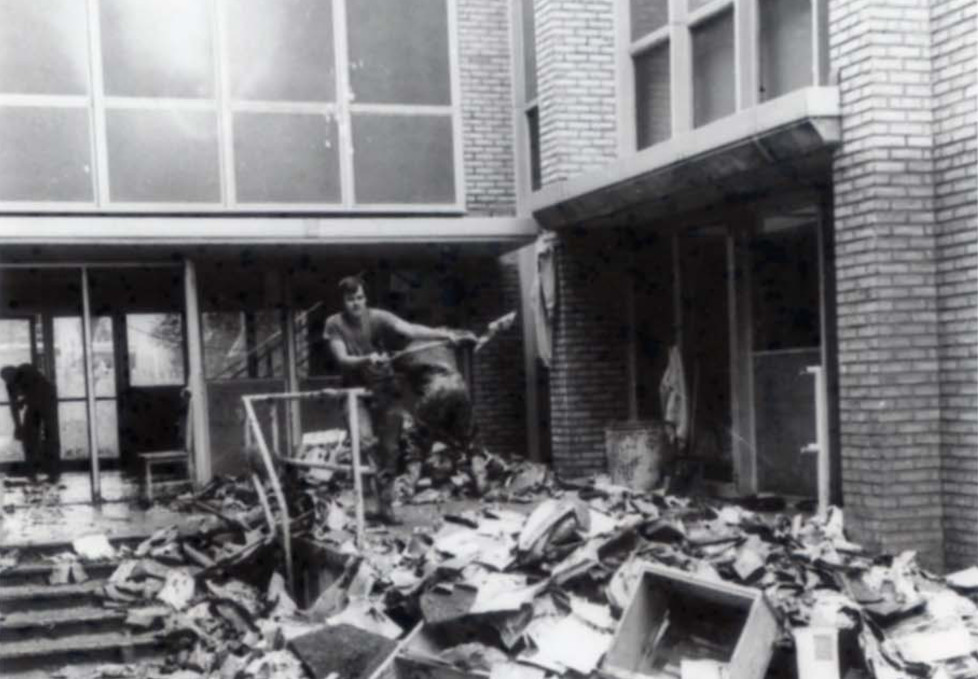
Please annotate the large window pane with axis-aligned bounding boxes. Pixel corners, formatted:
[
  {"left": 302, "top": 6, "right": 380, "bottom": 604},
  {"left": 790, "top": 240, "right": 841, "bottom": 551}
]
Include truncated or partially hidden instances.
[
  {"left": 522, "top": 0, "right": 538, "bottom": 102},
  {"left": 0, "top": 0, "right": 89, "bottom": 95},
  {"left": 91, "top": 317, "right": 116, "bottom": 397},
  {"left": 759, "top": 0, "right": 812, "bottom": 102},
  {"left": 0, "top": 107, "right": 93, "bottom": 202},
  {"left": 106, "top": 108, "right": 220, "bottom": 203},
  {"left": 347, "top": 0, "right": 451, "bottom": 105},
  {"left": 203, "top": 312, "right": 247, "bottom": 380},
  {"left": 54, "top": 317, "right": 115, "bottom": 397},
  {"left": 233, "top": 112, "right": 341, "bottom": 204},
  {"left": 54, "top": 317, "right": 86, "bottom": 399},
  {"left": 352, "top": 114, "right": 455, "bottom": 204},
  {"left": 127, "top": 313, "right": 185, "bottom": 387},
  {"left": 58, "top": 400, "right": 119, "bottom": 460},
  {"left": 631, "top": 0, "right": 669, "bottom": 42},
  {"left": 635, "top": 43, "right": 671, "bottom": 149},
  {"left": 226, "top": 0, "right": 335, "bottom": 102},
  {"left": 100, "top": 0, "right": 214, "bottom": 98},
  {"left": 692, "top": 9, "right": 735, "bottom": 128}
]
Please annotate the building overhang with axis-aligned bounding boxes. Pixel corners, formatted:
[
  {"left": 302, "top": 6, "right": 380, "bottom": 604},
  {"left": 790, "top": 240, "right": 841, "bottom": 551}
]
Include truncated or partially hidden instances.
[
  {"left": 0, "top": 215, "right": 539, "bottom": 262},
  {"left": 530, "top": 87, "right": 841, "bottom": 229}
]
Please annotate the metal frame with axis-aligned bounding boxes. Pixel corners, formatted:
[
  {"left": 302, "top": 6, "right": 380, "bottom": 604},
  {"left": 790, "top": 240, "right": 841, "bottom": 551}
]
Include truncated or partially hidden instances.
[
  {"left": 241, "top": 387, "right": 374, "bottom": 593},
  {"left": 0, "top": 0, "right": 466, "bottom": 213}
]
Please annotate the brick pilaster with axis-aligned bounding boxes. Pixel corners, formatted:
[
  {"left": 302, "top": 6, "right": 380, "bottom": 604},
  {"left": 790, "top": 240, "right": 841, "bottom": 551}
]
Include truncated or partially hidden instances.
[
  {"left": 459, "top": 0, "right": 517, "bottom": 215},
  {"left": 549, "top": 230, "right": 630, "bottom": 478},
  {"left": 830, "top": 0, "right": 944, "bottom": 569},
  {"left": 535, "top": 0, "right": 618, "bottom": 187}
]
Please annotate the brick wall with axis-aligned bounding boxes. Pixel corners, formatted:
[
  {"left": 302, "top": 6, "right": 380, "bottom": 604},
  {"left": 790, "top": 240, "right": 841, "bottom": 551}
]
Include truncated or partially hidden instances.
[
  {"left": 458, "top": 0, "right": 517, "bottom": 216},
  {"left": 535, "top": 0, "right": 618, "bottom": 186},
  {"left": 933, "top": 0, "right": 978, "bottom": 570},
  {"left": 829, "top": 0, "right": 945, "bottom": 570},
  {"left": 549, "top": 230, "right": 630, "bottom": 478},
  {"left": 469, "top": 254, "right": 529, "bottom": 457}
]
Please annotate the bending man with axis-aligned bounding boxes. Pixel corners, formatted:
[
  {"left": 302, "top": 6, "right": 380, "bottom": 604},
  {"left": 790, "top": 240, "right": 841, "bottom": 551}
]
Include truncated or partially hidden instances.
[
  {"left": 1, "top": 363, "right": 60, "bottom": 484},
  {"left": 324, "top": 275, "right": 475, "bottom": 524}
]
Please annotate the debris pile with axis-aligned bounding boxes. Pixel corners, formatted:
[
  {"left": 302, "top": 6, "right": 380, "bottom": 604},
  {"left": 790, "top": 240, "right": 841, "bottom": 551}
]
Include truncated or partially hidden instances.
[{"left": 67, "top": 470, "right": 978, "bottom": 679}]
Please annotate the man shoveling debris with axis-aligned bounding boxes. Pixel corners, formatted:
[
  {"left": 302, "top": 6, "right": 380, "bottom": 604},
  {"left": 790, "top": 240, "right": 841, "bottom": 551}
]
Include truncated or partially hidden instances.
[{"left": 324, "top": 274, "right": 479, "bottom": 526}]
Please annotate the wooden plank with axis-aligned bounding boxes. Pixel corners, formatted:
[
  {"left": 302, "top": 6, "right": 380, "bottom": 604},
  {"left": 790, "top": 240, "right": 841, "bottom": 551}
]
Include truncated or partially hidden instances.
[{"left": 348, "top": 391, "right": 366, "bottom": 548}]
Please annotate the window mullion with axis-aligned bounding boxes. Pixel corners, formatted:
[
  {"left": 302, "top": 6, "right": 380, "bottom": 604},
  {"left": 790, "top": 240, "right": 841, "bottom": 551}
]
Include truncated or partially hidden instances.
[
  {"left": 86, "top": 0, "right": 109, "bottom": 207},
  {"left": 214, "top": 0, "right": 236, "bottom": 207},
  {"left": 333, "top": 0, "right": 354, "bottom": 209},
  {"left": 669, "top": 0, "right": 692, "bottom": 135}
]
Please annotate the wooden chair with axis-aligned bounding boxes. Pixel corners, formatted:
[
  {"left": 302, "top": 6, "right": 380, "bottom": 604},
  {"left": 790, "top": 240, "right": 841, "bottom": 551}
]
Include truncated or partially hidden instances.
[{"left": 140, "top": 393, "right": 193, "bottom": 503}]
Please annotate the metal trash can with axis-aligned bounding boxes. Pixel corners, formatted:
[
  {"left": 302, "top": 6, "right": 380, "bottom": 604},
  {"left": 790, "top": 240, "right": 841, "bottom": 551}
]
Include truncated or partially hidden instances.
[{"left": 605, "top": 421, "right": 672, "bottom": 492}]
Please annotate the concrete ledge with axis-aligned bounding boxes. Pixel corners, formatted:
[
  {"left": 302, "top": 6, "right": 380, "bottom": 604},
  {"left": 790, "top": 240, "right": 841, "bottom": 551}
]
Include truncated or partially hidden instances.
[
  {"left": 530, "top": 87, "right": 841, "bottom": 229},
  {"left": 0, "top": 215, "right": 538, "bottom": 247}
]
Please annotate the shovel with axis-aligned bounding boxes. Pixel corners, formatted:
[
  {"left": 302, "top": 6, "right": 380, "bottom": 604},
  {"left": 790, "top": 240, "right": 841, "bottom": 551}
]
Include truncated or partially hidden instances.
[{"left": 386, "top": 311, "right": 517, "bottom": 363}]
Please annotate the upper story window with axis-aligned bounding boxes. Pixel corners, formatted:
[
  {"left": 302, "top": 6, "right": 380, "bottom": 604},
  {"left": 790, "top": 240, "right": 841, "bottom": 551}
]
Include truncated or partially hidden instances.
[
  {"left": 518, "top": 0, "right": 541, "bottom": 192},
  {"left": 625, "top": 0, "right": 825, "bottom": 151},
  {"left": 0, "top": 0, "right": 461, "bottom": 212},
  {"left": 630, "top": 1, "right": 671, "bottom": 150}
]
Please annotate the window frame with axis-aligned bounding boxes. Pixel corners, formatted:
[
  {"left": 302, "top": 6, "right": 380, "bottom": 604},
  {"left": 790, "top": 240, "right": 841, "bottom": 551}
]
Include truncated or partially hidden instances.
[
  {"left": 513, "top": 0, "right": 541, "bottom": 205},
  {"left": 0, "top": 0, "right": 465, "bottom": 214},
  {"left": 621, "top": 0, "right": 827, "bottom": 154}
]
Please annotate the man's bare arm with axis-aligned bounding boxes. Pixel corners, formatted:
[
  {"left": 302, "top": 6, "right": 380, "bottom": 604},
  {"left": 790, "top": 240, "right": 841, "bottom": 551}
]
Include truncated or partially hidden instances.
[
  {"left": 388, "top": 316, "right": 476, "bottom": 345},
  {"left": 328, "top": 337, "right": 387, "bottom": 369}
]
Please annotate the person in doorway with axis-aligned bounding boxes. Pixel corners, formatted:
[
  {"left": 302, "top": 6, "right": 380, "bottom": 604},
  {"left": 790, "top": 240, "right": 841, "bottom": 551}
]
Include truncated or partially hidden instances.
[
  {"left": 324, "top": 275, "right": 476, "bottom": 524},
  {"left": 1, "top": 363, "right": 60, "bottom": 484}
]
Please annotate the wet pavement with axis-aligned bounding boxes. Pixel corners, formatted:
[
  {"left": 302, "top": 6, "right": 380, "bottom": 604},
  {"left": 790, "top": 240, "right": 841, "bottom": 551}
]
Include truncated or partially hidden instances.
[{"left": 0, "top": 472, "right": 205, "bottom": 548}]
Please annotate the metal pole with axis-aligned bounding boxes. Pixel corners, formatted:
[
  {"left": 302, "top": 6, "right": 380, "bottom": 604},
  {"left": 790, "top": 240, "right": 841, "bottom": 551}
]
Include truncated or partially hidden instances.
[
  {"left": 242, "top": 397, "right": 294, "bottom": 593},
  {"left": 80, "top": 267, "right": 100, "bottom": 503},
  {"left": 184, "top": 260, "right": 211, "bottom": 485},
  {"left": 348, "top": 390, "right": 366, "bottom": 548},
  {"left": 814, "top": 366, "right": 830, "bottom": 514}
]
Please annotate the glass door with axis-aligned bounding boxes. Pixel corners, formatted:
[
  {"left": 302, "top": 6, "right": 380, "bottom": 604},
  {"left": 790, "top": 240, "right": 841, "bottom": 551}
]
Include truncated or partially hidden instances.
[{"left": 52, "top": 315, "right": 119, "bottom": 469}]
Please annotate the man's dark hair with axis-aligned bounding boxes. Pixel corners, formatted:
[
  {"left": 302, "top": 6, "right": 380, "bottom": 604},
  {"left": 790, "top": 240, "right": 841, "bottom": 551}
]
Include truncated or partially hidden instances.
[{"left": 338, "top": 275, "right": 366, "bottom": 297}]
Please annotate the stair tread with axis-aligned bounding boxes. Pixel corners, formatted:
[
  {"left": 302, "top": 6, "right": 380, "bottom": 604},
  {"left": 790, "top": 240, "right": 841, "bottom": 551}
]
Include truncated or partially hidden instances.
[
  {"left": 0, "top": 580, "right": 104, "bottom": 601},
  {"left": 0, "top": 606, "right": 125, "bottom": 629},
  {"left": 1, "top": 561, "right": 119, "bottom": 577},
  {"left": 0, "top": 631, "right": 162, "bottom": 659}
]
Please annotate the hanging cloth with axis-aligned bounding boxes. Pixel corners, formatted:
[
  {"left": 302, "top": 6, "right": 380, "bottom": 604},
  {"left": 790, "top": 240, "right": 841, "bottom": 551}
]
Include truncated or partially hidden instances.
[
  {"left": 659, "top": 345, "right": 689, "bottom": 447},
  {"left": 531, "top": 233, "right": 557, "bottom": 368}
]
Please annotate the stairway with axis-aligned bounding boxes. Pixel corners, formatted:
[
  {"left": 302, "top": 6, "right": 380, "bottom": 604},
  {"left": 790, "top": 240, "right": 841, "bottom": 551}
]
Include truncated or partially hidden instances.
[{"left": 0, "top": 540, "right": 168, "bottom": 677}]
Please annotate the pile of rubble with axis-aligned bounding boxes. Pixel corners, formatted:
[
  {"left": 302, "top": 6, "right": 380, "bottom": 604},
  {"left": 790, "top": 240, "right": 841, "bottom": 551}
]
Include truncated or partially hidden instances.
[{"left": 47, "top": 469, "right": 978, "bottom": 679}]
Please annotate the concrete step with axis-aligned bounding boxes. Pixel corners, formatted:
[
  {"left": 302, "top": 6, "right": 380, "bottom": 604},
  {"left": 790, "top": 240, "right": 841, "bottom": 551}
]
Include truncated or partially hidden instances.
[
  {"left": 0, "top": 560, "right": 120, "bottom": 587},
  {"left": 0, "top": 630, "right": 166, "bottom": 674},
  {"left": 0, "top": 606, "right": 128, "bottom": 643},
  {"left": 0, "top": 580, "right": 105, "bottom": 613}
]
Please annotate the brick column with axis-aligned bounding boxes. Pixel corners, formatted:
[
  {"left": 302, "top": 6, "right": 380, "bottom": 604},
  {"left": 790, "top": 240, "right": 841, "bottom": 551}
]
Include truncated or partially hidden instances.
[
  {"left": 535, "top": 0, "right": 618, "bottom": 186},
  {"left": 549, "top": 231, "right": 630, "bottom": 478},
  {"left": 932, "top": 0, "right": 978, "bottom": 570},
  {"left": 458, "top": 0, "right": 517, "bottom": 215},
  {"left": 830, "top": 0, "right": 944, "bottom": 569}
]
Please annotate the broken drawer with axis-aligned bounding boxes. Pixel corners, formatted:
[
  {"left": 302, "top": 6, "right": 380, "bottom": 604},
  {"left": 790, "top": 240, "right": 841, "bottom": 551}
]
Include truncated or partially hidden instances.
[{"left": 600, "top": 564, "right": 778, "bottom": 679}]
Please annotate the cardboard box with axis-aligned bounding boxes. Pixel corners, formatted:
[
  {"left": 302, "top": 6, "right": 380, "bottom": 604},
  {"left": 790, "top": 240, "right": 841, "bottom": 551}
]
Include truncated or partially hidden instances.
[{"left": 601, "top": 564, "right": 779, "bottom": 679}]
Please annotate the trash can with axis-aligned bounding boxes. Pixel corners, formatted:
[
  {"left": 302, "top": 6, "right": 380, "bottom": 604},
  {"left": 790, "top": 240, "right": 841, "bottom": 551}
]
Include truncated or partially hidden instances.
[{"left": 604, "top": 420, "right": 672, "bottom": 492}]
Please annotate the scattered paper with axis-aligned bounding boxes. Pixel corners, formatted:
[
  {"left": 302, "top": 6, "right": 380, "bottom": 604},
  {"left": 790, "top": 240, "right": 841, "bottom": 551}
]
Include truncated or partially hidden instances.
[
  {"left": 73, "top": 534, "right": 116, "bottom": 561},
  {"left": 157, "top": 568, "right": 196, "bottom": 610}
]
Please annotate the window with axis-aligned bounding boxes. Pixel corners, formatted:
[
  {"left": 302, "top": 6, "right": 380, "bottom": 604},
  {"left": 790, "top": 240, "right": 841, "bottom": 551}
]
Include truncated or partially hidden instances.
[
  {"left": 126, "top": 314, "right": 186, "bottom": 387},
  {"left": 629, "top": 0, "right": 671, "bottom": 150},
  {"left": 691, "top": 8, "right": 735, "bottom": 128},
  {"left": 759, "top": 0, "right": 813, "bottom": 101},
  {"left": 527, "top": 108, "right": 542, "bottom": 191},
  {"left": 0, "top": 0, "right": 460, "bottom": 210},
  {"left": 634, "top": 43, "right": 671, "bottom": 150},
  {"left": 518, "top": 0, "right": 540, "bottom": 193}
]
